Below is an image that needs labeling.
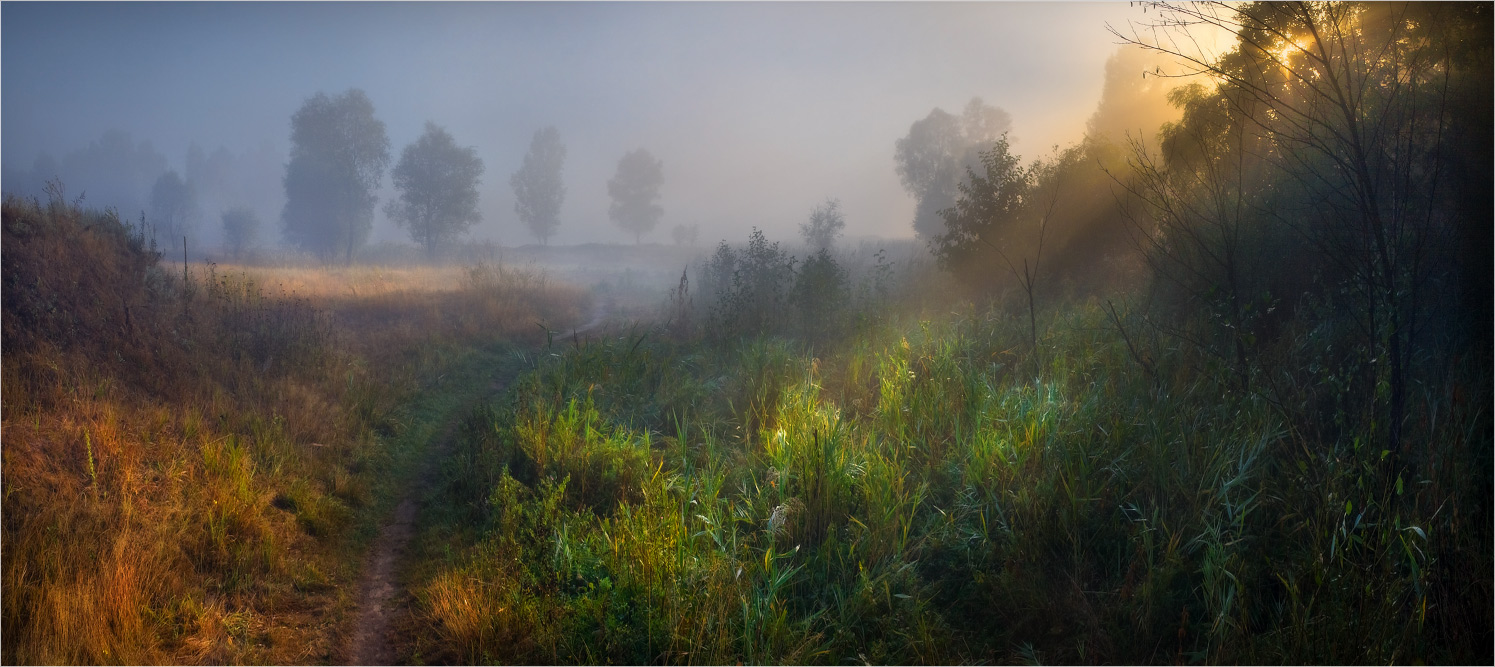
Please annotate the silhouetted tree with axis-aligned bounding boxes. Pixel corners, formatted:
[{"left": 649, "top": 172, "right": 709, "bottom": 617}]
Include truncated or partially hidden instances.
[
  {"left": 1113, "top": 1, "right": 1483, "bottom": 468},
  {"left": 800, "top": 198, "right": 845, "bottom": 251},
  {"left": 510, "top": 126, "right": 566, "bottom": 245},
  {"left": 281, "top": 89, "right": 389, "bottom": 264},
  {"left": 931, "top": 135, "right": 1029, "bottom": 287},
  {"left": 150, "top": 170, "right": 196, "bottom": 252},
  {"left": 221, "top": 206, "right": 259, "bottom": 260},
  {"left": 895, "top": 98, "right": 1011, "bottom": 239},
  {"left": 608, "top": 148, "right": 663, "bottom": 244},
  {"left": 386, "top": 122, "right": 485, "bottom": 261},
  {"left": 791, "top": 247, "right": 848, "bottom": 341}
]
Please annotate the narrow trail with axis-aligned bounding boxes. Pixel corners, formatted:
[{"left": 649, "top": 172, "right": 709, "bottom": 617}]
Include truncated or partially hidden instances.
[
  {"left": 340, "top": 299, "right": 615, "bottom": 665},
  {"left": 342, "top": 381, "right": 494, "bottom": 666},
  {"left": 570, "top": 292, "right": 614, "bottom": 337}
]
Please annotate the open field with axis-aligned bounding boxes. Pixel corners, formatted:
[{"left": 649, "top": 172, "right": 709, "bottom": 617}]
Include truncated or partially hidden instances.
[{"left": 4, "top": 190, "right": 1489, "bottom": 664}]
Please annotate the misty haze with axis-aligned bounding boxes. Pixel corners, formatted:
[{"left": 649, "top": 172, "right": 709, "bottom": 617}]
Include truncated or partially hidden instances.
[{"left": 2, "top": 2, "right": 1489, "bottom": 665}]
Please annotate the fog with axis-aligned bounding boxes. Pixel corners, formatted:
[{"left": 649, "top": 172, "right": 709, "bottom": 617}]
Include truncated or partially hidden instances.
[{"left": 2, "top": 1, "right": 1196, "bottom": 252}]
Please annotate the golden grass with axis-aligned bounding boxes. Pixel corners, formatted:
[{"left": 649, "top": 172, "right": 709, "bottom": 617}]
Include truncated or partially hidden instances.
[
  {"left": 197, "top": 263, "right": 472, "bottom": 300},
  {"left": 194, "top": 261, "right": 590, "bottom": 355},
  {"left": 2, "top": 197, "right": 591, "bottom": 663}
]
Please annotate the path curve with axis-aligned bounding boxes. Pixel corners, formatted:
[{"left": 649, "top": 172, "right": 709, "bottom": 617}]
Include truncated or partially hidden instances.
[
  {"left": 341, "top": 372, "right": 511, "bottom": 665},
  {"left": 341, "top": 299, "right": 609, "bottom": 664}
]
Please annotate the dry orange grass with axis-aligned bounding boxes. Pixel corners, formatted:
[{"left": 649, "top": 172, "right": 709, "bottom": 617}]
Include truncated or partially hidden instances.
[
  {"left": 2, "top": 196, "right": 590, "bottom": 663},
  {"left": 194, "top": 261, "right": 590, "bottom": 356},
  {"left": 200, "top": 263, "right": 470, "bottom": 300}
]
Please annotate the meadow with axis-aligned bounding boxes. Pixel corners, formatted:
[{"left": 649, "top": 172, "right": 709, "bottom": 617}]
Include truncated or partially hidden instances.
[
  {"left": 3, "top": 190, "right": 1488, "bottom": 664},
  {"left": 405, "top": 256, "right": 1489, "bottom": 664},
  {"left": 4, "top": 2, "right": 1488, "bottom": 664}
]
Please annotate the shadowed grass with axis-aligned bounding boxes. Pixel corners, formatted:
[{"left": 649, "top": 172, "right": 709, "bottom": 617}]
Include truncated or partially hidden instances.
[{"left": 410, "top": 297, "right": 1489, "bottom": 664}]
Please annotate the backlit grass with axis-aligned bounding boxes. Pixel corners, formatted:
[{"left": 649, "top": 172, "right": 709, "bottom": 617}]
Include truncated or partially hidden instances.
[
  {"left": 411, "top": 300, "right": 1489, "bottom": 664},
  {"left": 1, "top": 195, "right": 587, "bottom": 663}
]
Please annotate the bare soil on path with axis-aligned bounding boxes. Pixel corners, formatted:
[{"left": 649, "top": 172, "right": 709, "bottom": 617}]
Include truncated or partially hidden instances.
[
  {"left": 341, "top": 388, "right": 487, "bottom": 666},
  {"left": 340, "top": 298, "right": 614, "bottom": 665}
]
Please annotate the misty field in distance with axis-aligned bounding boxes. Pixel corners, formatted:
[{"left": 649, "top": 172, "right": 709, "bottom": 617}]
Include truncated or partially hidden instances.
[{"left": 2, "top": 2, "right": 1490, "bottom": 665}]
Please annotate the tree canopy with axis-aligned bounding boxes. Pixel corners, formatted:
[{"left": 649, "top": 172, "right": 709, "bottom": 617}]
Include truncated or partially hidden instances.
[
  {"left": 894, "top": 97, "right": 1011, "bottom": 239},
  {"left": 607, "top": 148, "right": 664, "bottom": 244},
  {"left": 510, "top": 126, "right": 567, "bottom": 245},
  {"left": 931, "top": 135, "right": 1031, "bottom": 287},
  {"left": 1111, "top": 0, "right": 1491, "bottom": 464},
  {"left": 281, "top": 89, "right": 389, "bottom": 264},
  {"left": 799, "top": 198, "right": 845, "bottom": 251},
  {"left": 386, "top": 122, "right": 485, "bottom": 260}
]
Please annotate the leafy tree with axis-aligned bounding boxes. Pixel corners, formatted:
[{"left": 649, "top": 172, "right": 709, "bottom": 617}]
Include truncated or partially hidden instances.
[
  {"left": 607, "top": 148, "right": 663, "bottom": 244},
  {"left": 150, "top": 170, "right": 196, "bottom": 252},
  {"left": 702, "top": 228, "right": 796, "bottom": 339},
  {"left": 386, "top": 122, "right": 485, "bottom": 261},
  {"left": 894, "top": 98, "right": 1011, "bottom": 239},
  {"left": 221, "top": 206, "right": 259, "bottom": 260},
  {"left": 931, "top": 135, "right": 1030, "bottom": 287},
  {"left": 281, "top": 89, "right": 389, "bottom": 264},
  {"left": 510, "top": 126, "right": 566, "bottom": 245},
  {"left": 799, "top": 198, "right": 845, "bottom": 251},
  {"left": 1112, "top": 1, "right": 1486, "bottom": 466},
  {"left": 790, "top": 247, "right": 848, "bottom": 341},
  {"left": 1083, "top": 46, "right": 1183, "bottom": 146}
]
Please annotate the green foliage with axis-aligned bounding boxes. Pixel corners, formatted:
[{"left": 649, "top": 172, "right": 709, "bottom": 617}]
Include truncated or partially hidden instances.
[
  {"left": 930, "top": 134, "right": 1030, "bottom": 288},
  {"left": 895, "top": 98, "right": 1013, "bottom": 239},
  {"left": 413, "top": 292, "right": 1491, "bottom": 664},
  {"left": 790, "top": 249, "right": 848, "bottom": 343},
  {"left": 702, "top": 228, "right": 796, "bottom": 340},
  {"left": 1116, "top": 1, "right": 1490, "bottom": 469},
  {"left": 697, "top": 229, "right": 878, "bottom": 346}
]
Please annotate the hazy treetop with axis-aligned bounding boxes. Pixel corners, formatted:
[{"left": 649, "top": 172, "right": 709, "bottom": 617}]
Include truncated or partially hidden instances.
[{"left": 2, "top": 2, "right": 1205, "bottom": 245}]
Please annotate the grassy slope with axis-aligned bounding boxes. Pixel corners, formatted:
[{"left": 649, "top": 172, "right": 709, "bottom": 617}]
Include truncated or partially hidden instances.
[{"left": 0, "top": 196, "right": 585, "bottom": 664}]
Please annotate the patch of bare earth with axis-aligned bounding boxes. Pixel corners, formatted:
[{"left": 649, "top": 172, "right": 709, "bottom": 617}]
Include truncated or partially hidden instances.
[{"left": 339, "top": 300, "right": 612, "bottom": 665}]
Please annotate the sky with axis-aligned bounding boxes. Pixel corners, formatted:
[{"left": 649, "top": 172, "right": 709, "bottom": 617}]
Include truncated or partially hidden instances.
[{"left": 2, "top": 1, "right": 1183, "bottom": 247}]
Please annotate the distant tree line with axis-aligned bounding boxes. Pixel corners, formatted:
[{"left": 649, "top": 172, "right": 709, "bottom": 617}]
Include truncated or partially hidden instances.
[{"left": 273, "top": 88, "right": 679, "bottom": 261}]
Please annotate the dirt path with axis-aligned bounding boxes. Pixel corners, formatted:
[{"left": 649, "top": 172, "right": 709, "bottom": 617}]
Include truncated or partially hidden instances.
[
  {"left": 342, "top": 403, "right": 470, "bottom": 666},
  {"left": 344, "top": 495, "right": 421, "bottom": 665},
  {"left": 570, "top": 292, "right": 614, "bottom": 337},
  {"left": 341, "top": 303, "right": 614, "bottom": 665}
]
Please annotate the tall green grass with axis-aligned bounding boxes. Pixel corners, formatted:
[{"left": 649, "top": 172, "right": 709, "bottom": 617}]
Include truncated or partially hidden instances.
[{"left": 413, "top": 299, "right": 1489, "bottom": 663}]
